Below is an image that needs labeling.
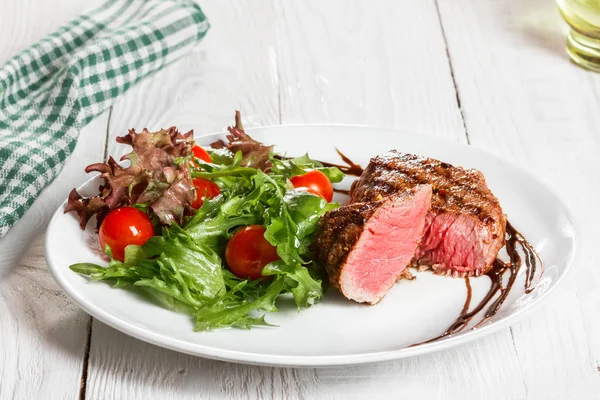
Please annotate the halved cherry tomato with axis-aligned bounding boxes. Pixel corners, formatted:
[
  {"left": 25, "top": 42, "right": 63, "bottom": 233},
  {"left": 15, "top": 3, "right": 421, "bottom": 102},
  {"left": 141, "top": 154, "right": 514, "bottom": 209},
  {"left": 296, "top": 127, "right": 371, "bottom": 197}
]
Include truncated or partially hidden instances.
[
  {"left": 191, "top": 145, "right": 212, "bottom": 166},
  {"left": 290, "top": 169, "right": 333, "bottom": 202},
  {"left": 98, "top": 207, "right": 154, "bottom": 262},
  {"left": 191, "top": 177, "right": 220, "bottom": 209},
  {"left": 225, "top": 225, "right": 280, "bottom": 280}
]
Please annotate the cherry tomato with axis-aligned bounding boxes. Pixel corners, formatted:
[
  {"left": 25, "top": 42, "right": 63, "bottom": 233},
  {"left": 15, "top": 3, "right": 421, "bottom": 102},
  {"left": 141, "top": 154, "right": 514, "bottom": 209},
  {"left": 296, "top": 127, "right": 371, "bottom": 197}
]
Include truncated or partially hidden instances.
[
  {"left": 99, "top": 207, "right": 154, "bottom": 262},
  {"left": 191, "top": 177, "right": 220, "bottom": 209},
  {"left": 225, "top": 225, "right": 280, "bottom": 280},
  {"left": 191, "top": 145, "right": 212, "bottom": 166},
  {"left": 290, "top": 170, "right": 333, "bottom": 202}
]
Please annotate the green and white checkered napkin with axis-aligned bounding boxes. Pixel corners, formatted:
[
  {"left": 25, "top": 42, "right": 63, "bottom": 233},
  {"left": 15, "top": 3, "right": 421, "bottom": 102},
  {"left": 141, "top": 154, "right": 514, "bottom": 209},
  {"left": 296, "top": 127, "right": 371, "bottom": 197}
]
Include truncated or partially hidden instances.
[{"left": 0, "top": 0, "right": 209, "bottom": 238}]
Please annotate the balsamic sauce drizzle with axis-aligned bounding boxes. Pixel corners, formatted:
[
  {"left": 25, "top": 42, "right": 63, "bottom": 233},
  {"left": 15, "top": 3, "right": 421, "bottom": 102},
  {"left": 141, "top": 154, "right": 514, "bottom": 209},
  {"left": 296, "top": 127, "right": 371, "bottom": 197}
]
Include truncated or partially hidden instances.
[
  {"left": 410, "top": 221, "right": 544, "bottom": 346},
  {"left": 320, "top": 148, "right": 364, "bottom": 177},
  {"left": 325, "top": 149, "right": 363, "bottom": 196},
  {"left": 333, "top": 188, "right": 351, "bottom": 195},
  {"left": 461, "top": 276, "right": 472, "bottom": 316}
]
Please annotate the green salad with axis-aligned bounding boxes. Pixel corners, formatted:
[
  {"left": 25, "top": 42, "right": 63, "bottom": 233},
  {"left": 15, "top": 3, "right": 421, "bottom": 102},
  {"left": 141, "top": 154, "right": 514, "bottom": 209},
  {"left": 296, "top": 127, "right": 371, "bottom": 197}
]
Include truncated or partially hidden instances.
[{"left": 66, "top": 112, "right": 343, "bottom": 331}]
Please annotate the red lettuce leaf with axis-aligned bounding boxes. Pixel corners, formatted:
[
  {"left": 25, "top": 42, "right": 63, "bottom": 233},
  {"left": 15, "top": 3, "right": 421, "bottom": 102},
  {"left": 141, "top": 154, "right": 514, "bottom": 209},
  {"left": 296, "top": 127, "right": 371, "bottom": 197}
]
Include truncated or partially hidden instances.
[
  {"left": 211, "top": 111, "right": 273, "bottom": 171},
  {"left": 64, "top": 189, "right": 109, "bottom": 230},
  {"left": 66, "top": 127, "right": 195, "bottom": 229}
]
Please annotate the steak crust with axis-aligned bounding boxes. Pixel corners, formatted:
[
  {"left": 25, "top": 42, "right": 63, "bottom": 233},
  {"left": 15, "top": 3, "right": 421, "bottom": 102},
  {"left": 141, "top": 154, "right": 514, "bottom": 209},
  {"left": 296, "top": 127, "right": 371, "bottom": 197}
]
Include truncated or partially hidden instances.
[
  {"left": 316, "top": 186, "right": 431, "bottom": 301},
  {"left": 316, "top": 201, "right": 379, "bottom": 289},
  {"left": 350, "top": 151, "right": 506, "bottom": 275}
]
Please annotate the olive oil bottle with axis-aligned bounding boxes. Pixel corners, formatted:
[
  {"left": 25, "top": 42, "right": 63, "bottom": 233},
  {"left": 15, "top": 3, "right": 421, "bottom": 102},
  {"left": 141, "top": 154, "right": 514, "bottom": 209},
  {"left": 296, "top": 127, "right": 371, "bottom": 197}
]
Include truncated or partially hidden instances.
[{"left": 557, "top": 0, "right": 600, "bottom": 71}]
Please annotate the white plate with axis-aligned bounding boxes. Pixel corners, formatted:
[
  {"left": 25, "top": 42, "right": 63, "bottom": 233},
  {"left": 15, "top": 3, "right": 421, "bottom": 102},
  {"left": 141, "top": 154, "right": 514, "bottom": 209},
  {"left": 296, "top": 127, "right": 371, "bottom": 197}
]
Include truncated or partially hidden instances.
[{"left": 45, "top": 125, "right": 577, "bottom": 367}]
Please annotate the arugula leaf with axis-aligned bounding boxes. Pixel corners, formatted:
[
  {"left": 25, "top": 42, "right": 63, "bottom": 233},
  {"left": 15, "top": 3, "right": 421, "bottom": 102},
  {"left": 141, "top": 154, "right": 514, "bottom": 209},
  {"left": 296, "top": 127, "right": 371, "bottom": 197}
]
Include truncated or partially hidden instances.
[
  {"left": 270, "top": 153, "right": 344, "bottom": 183},
  {"left": 194, "top": 277, "right": 285, "bottom": 331},
  {"left": 185, "top": 194, "right": 261, "bottom": 248},
  {"left": 192, "top": 167, "right": 257, "bottom": 179},
  {"left": 263, "top": 261, "right": 322, "bottom": 307},
  {"left": 208, "top": 148, "right": 235, "bottom": 165},
  {"left": 283, "top": 189, "right": 338, "bottom": 257},
  {"left": 261, "top": 173, "right": 304, "bottom": 265},
  {"left": 263, "top": 178, "right": 338, "bottom": 264}
]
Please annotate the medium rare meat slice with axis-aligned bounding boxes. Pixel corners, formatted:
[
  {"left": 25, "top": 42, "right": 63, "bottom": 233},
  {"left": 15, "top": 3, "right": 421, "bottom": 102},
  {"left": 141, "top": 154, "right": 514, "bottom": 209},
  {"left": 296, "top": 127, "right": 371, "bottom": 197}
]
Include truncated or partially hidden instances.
[
  {"left": 316, "top": 185, "right": 432, "bottom": 304},
  {"left": 350, "top": 151, "right": 506, "bottom": 276}
]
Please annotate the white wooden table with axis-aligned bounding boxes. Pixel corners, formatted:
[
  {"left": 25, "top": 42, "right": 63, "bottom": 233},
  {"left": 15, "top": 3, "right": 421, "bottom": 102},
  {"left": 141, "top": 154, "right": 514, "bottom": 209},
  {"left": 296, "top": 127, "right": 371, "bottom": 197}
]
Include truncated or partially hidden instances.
[{"left": 1, "top": 0, "right": 599, "bottom": 399}]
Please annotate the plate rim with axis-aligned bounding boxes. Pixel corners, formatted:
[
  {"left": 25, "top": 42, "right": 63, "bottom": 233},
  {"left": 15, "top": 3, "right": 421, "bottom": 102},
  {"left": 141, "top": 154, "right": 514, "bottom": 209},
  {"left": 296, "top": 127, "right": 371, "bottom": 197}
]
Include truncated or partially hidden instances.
[{"left": 45, "top": 124, "right": 580, "bottom": 367}]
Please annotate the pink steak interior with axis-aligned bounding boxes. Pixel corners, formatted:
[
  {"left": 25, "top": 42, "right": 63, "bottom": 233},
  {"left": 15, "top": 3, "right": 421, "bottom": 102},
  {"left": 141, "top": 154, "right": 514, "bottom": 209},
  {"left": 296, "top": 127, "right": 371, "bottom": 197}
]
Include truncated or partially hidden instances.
[{"left": 339, "top": 185, "right": 432, "bottom": 304}]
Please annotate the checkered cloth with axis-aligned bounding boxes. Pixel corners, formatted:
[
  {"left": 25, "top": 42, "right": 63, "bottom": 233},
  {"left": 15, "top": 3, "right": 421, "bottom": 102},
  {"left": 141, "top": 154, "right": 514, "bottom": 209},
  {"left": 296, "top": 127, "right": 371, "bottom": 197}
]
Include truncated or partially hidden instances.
[{"left": 0, "top": 0, "right": 209, "bottom": 238}]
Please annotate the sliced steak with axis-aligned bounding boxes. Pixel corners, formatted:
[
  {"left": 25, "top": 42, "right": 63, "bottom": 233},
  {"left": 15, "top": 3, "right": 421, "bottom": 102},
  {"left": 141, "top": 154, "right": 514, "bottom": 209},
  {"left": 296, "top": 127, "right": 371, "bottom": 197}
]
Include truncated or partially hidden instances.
[
  {"left": 316, "top": 185, "right": 432, "bottom": 304},
  {"left": 350, "top": 151, "right": 506, "bottom": 276}
]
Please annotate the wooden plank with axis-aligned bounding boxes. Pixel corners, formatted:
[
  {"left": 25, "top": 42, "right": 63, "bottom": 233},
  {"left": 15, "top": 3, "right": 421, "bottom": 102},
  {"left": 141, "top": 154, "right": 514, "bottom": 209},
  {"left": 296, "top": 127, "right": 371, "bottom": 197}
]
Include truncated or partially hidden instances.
[
  {"left": 88, "top": 321, "right": 303, "bottom": 400},
  {"left": 0, "top": 1, "right": 106, "bottom": 399},
  {"left": 274, "top": 0, "right": 467, "bottom": 142},
  {"left": 0, "top": 112, "right": 109, "bottom": 399},
  {"left": 437, "top": 0, "right": 600, "bottom": 397},
  {"left": 0, "top": 0, "right": 95, "bottom": 62}
]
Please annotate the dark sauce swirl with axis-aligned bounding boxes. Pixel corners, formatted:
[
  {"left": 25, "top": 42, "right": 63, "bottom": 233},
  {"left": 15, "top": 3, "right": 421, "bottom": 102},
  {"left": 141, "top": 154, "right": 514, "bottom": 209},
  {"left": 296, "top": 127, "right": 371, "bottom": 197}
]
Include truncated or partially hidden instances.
[
  {"left": 410, "top": 221, "right": 543, "bottom": 346},
  {"left": 320, "top": 148, "right": 364, "bottom": 177},
  {"left": 333, "top": 188, "right": 351, "bottom": 195},
  {"left": 327, "top": 149, "right": 363, "bottom": 196}
]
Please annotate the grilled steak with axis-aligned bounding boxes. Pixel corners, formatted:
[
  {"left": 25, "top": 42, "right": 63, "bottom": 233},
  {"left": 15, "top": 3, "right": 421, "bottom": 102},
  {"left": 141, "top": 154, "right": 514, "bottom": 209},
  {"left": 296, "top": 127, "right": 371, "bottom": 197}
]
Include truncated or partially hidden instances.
[
  {"left": 350, "top": 151, "right": 506, "bottom": 276},
  {"left": 316, "top": 185, "right": 432, "bottom": 304}
]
